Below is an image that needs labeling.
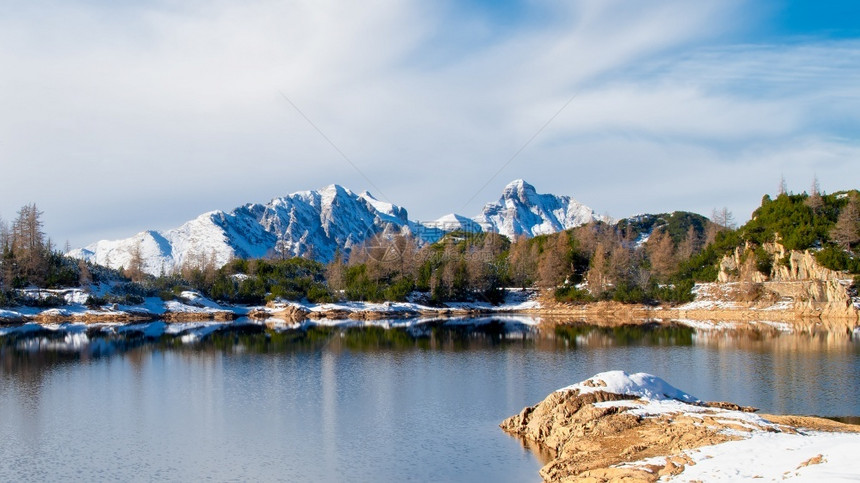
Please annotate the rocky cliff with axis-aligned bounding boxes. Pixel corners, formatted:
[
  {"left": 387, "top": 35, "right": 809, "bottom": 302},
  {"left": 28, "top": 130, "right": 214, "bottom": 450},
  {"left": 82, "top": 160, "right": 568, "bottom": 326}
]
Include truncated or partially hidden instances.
[{"left": 716, "top": 242, "right": 857, "bottom": 319}]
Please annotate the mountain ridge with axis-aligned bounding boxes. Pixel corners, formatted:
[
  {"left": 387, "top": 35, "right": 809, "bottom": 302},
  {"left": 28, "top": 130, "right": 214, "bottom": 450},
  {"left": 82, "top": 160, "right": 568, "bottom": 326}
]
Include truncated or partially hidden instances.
[{"left": 69, "top": 180, "right": 604, "bottom": 275}]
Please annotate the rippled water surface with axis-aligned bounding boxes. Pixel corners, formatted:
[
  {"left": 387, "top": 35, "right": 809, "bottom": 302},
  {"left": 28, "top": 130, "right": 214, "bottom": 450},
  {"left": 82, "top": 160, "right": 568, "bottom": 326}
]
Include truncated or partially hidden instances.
[{"left": 1, "top": 318, "right": 858, "bottom": 481}]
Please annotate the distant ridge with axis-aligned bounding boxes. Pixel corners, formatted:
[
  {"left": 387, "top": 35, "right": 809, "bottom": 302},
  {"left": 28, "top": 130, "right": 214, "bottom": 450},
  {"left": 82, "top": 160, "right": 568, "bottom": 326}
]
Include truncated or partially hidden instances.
[{"left": 69, "top": 181, "right": 603, "bottom": 275}]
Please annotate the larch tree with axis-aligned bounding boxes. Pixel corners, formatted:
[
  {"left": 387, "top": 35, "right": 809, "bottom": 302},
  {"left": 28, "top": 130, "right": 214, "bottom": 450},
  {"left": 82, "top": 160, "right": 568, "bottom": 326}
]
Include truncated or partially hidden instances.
[
  {"left": 11, "top": 203, "right": 48, "bottom": 285},
  {"left": 677, "top": 225, "right": 700, "bottom": 261},
  {"left": 125, "top": 241, "right": 145, "bottom": 282},
  {"left": 508, "top": 236, "right": 537, "bottom": 288},
  {"left": 646, "top": 228, "right": 677, "bottom": 281},
  {"left": 537, "top": 230, "right": 570, "bottom": 288},
  {"left": 326, "top": 252, "right": 346, "bottom": 292},
  {"left": 711, "top": 207, "right": 736, "bottom": 230},
  {"left": 0, "top": 216, "right": 7, "bottom": 289},
  {"left": 586, "top": 243, "right": 607, "bottom": 296},
  {"left": 606, "top": 241, "right": 632, "bottom": 285},
  {"left": 804, "top": 176, "right": 824, "bottom": 214},
  {"left": 830, "top": 196, "right": 860, "bottom": 252}
]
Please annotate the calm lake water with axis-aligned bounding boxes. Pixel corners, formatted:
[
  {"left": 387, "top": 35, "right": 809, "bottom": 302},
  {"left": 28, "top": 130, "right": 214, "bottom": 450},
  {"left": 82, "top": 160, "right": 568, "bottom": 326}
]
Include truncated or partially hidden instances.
[{"left": 1, "top": 317, "right": 858, "bottom": 482}]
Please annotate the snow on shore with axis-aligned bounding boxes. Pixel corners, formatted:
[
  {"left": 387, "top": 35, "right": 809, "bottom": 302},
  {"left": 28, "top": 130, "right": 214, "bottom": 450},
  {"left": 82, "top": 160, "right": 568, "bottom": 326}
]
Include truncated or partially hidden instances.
[
  {"left": 555, "top": 371, "right": 860, "bottom": 481},
  {"left": 671, "top": 430, "right": 860, "bottom": 481},
  {"left": 1, "top": 288, "right": 539, "bottom": 324}
]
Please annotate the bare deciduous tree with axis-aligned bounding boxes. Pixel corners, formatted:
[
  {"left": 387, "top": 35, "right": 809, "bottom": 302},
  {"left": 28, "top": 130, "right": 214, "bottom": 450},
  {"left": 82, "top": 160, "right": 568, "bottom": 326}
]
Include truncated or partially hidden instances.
[
  {"left": 586, "top": 243, "right": 607, "bottom": 296},
  {"left": 711, "top": 207, "right": 736, "bottom": 230},
  {"left": 537, "top": 230, "right": 569, "bottom": 288},
  {"left": 830, "top": 195, "right": 860, "bottom": 252},
  {"left": 677, "top": 225, "right": 700, "bottom": 260},
  {"left": 11, "top": 203, "right": 48, "bottom": 285},
  {"left": 804, "top": 175, "right": 824, "bottom": 214},
  {"left": 647, "top": 228, "right": 676, "bottom": 280}
]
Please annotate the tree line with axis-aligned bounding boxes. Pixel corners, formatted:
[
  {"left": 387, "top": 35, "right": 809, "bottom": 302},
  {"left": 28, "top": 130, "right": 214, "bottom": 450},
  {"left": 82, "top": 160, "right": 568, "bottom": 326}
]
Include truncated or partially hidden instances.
[
  {"left": 3, "top": 185, "right": 859, "bottom": 308},
  {"left": 0, "top": 204, "right": 81, "bottom": 304}
]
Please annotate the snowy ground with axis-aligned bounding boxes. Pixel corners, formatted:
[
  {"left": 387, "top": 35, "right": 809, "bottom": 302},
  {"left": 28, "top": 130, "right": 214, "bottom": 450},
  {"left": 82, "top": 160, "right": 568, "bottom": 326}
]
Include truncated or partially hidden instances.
[
  {"left": 559, "top": 371, "right": 860, "bottom": 482},
  {"left": 670, "top": 430, "right": 860, "bottom": 481},
  {"left": 0, "top": 288, "right": 540, "bottom": 324}
]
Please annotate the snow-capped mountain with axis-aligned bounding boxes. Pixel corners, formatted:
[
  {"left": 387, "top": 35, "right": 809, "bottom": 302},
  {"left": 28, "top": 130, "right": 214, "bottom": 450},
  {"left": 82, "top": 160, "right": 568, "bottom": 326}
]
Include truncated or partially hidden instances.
[
  {"left": 69, "top": 180, "right": 603, "bottom": 275},
  {"left": 472, "top": 179, "right": 606, "bottom": 239},
  {"left": 69, "top": 185, "right": 413, "bottom": 275}
]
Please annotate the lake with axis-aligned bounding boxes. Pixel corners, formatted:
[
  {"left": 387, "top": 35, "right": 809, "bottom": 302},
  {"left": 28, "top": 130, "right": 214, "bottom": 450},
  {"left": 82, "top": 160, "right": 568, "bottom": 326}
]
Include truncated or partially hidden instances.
[{"left": 1, "top": 317, "right": 858, "bottom": 482}]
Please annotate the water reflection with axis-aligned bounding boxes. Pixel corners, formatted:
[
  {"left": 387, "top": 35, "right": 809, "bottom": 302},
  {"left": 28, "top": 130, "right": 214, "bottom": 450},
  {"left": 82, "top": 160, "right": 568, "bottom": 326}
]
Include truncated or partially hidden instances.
[
  {"left": 0, "top": 316, "right": 858, "bottom": 482},
  {"left": 1, "top": 318, "right": 858, "bottom": 371},
  {"left": 2, "top": 317, "right": 858, "bottom": 421}
]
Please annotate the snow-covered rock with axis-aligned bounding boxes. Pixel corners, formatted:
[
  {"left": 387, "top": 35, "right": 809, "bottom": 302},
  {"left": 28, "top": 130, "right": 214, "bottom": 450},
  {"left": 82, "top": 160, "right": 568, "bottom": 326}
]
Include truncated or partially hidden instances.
[
  {"left": 503, "top": 371, "right": 860, "bottom": 482},
  {"left": 557, "top": 370, "right": 700, "bottom": 403}
]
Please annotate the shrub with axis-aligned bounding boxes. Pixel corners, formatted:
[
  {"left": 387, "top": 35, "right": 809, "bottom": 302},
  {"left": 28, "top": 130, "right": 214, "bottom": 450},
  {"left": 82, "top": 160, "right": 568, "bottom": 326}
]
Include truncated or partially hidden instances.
[
  {"left": 815, "top": 246, "right": 860, "bottom": 273},
  {"left": 554, "top": 286, "right": 593, "bottom": 303},
  {"left": 754, "top": 246, "right": 773, "bottom": 276}
]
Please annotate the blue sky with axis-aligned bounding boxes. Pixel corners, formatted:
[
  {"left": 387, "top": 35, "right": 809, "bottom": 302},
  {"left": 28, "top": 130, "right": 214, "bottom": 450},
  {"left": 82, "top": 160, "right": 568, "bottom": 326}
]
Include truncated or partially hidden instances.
[{"left": 0, "top": 0, "right": 858, "bottom": 247}]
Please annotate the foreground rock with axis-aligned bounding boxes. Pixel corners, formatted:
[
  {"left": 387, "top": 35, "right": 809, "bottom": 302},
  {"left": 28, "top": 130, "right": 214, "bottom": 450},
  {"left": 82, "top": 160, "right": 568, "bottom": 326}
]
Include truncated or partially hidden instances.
[{"left": 501, "top": 371, "right": 860, "bottom": 482}]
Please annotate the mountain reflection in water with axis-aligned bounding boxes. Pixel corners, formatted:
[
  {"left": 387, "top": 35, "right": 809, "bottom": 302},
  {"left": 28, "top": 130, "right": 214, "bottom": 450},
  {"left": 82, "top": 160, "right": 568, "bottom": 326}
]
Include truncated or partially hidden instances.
[
  {"left": 1, "top": 317, "right": 857, "bottom": 372},
  {"left": 0, "top": 316, "right": 857, "bottom": 482}
]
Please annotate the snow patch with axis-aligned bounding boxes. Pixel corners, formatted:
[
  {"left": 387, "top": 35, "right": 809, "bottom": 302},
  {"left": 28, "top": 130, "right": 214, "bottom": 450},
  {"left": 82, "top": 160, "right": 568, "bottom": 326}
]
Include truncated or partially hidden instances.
[{"left": 557, "top": 370, "right": 700, "bottom": 403}]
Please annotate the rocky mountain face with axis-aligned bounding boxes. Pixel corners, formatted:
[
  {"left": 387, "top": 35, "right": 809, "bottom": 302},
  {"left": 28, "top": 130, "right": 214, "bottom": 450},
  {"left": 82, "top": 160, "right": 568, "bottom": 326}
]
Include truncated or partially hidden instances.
[
  {"left": 473, "top": 179, "right": 607, "bottom": 239},
  {"left": 69, "top": 180, "right": 602, "bottom": 275}
]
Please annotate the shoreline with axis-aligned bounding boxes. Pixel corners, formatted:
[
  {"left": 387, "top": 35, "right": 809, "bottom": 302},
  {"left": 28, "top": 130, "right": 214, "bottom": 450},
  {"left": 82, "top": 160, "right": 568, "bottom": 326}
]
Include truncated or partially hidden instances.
[{"left": 1, "top": 285, "right": 858, "bottom": 333}]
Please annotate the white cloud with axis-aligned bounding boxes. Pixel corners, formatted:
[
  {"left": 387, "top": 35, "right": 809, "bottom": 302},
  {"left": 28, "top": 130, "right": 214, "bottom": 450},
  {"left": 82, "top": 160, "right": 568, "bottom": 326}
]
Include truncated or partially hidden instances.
[{"left": 0, "top": 0, "right": 857, "bottom": 246}]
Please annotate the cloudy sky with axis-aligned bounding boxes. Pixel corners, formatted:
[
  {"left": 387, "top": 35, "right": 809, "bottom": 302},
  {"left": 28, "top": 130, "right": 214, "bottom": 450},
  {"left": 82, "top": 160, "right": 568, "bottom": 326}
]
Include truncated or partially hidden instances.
[{"left": 1, "top": 0, "right": 859, "bottom": 248}]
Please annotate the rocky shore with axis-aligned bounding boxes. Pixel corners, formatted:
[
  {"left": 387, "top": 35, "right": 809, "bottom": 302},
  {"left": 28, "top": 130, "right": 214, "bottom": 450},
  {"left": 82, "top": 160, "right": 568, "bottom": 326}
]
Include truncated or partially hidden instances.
[
  {"left": 2, "top": 281, "right": 858, "bottom": 335},
  {"left": 501, "top": 371, "right": 860, "bottom": 482},
  {"left": 533, "top": 281, "right": 859, "bottom": 334}
]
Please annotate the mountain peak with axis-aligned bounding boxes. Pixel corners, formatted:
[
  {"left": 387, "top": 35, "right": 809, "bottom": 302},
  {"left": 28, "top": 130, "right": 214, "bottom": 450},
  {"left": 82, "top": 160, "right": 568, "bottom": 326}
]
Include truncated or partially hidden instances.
[
  {"left": 505, "top": 179, "right": 534, "bottom": 190},
  {"left": 70, "top": 181, "right": 607, "bottom": 274},
  {"left": 474, "top": 181, "right": 602, "bottom": 238},
  {"left": 503, "top": 179, "right": 537, "bottom": 197},
  {"left": 320, "top": 183, "right": 350, "bottom": 195}
]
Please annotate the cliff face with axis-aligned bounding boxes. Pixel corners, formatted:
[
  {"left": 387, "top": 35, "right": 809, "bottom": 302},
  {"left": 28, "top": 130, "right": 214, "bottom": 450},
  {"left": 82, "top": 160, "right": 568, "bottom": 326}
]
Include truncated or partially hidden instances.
[{"left": 716, "top": 243, "right": 857, "bottom": 319}]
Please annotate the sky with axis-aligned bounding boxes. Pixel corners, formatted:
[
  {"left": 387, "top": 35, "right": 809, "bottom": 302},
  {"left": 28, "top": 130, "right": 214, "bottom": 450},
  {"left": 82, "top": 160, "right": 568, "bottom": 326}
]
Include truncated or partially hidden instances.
[{"left": 1, "top": 0, "right": 859, "bottom": 248}]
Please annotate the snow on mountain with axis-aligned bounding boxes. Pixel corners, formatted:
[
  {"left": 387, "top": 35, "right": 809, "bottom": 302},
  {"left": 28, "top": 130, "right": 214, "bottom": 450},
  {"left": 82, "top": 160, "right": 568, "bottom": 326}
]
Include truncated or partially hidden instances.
[
  {"left": 69, "top": 180, "right": 605, "bottom": 275},
  {"left": 69, "top": 184, "right": 413, "bottom": 275},
  {"left": 472, "top": 179, "right": 605, "bottom": 239},
  {"left": 414, "top": 214, "right": 488, "bottom": 243}
]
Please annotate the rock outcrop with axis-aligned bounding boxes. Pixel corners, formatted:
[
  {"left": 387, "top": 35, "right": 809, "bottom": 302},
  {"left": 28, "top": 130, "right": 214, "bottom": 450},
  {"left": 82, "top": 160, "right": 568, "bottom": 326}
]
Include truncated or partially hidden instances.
[
  {"left": 714, "top": 242, "right": 857, "bottom": 320},
  {"left": 501, "top": 371, "right": 860, "bottom": 482}
]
